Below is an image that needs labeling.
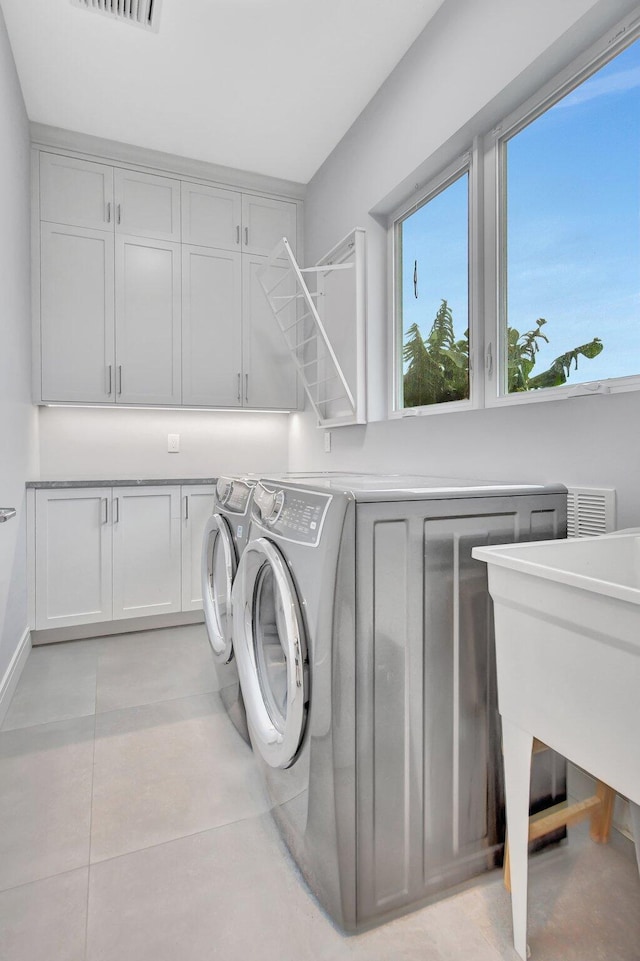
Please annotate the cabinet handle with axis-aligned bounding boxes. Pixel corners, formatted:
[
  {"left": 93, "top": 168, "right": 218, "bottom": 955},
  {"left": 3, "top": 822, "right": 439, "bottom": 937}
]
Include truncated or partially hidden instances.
[
  {"left": 106, "top": 202, "right": 112, "bottom": 223},
  {"left": 236, "top": 225, "right": 240, "bottom": 245},
  {"left": 185, "top": 495, "right": 189, "bottom": 520},
  {"left": 244, "top": 227, "right": 249, "bottom": 246},
  {"left": 245, "top": 373, "right": 249, "bottom": 403},
  {"left": 118, "top": 365, "right": 122, "bottom": 395},
  {"left": 102, "top": 497, "right": 108, "bottom": 524},
  {"left": 237, "top": 372, "right": 241, "bottom": 402},
  {"left": 107, "top": 364, "right": 112, "bottom": 396},
  {"left": 116, "top": 203, "right": 121, "bottom": 225},
  {"left": 114, "top": 497, "right": 119, "bottom": 523}
]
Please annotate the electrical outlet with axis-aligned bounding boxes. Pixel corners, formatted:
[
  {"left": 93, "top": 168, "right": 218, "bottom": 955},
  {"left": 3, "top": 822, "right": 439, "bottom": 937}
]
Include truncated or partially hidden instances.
[
  {"left": 168, "top": 433, "right": 180, "bottom": 453},
  {"left": 324, "top": 430, "right": 332, "bottom": 453}
]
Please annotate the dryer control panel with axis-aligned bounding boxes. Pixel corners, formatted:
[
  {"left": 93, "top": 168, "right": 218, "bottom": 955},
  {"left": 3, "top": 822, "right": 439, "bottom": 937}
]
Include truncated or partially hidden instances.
[{"left": 253, "top": 484, "right": 332, "bottom": 546}]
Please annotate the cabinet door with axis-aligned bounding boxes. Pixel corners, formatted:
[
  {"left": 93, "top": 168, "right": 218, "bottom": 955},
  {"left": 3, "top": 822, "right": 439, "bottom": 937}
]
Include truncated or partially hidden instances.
[
  {"left": 114, "top": 168, "right": 181, "bottom": 242},
  {"left": 182, "top": 245, "right": 242, "bottom": 407},
  {"left": 112, "top": 486, "right": 181, "bottom": 619},
  {"left": 115, "top": 236, "right": 181, "bottom": 405},
  {"left": 40, "top": 223, "right": 115, "bottom": 403},
  {"left": 181, "top": 485, "right": 215, "bottom": 611},
  {"left": 181, "top": 182, "right": 242, "bottom": 251},
  {"left": 241, "top": 195, "right": 297, "bottom": 257},
  {"left": 39, "top": 153, "right": 114, "bottom": 231},
  {"left": 242, "top": 255, "right": 298, "bottom": 409},
  {"left": 35, "top": 489, "right": 113, "bottom": 630}
]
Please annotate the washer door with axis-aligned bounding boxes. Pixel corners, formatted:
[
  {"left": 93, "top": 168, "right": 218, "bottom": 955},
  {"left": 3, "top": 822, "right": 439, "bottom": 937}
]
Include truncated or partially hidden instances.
[
  {"left": 233, "top": 537, "right": 308, "bottom": 769},
  {"left": 202, "top": 513, "right": 237, "bottom": 664}
]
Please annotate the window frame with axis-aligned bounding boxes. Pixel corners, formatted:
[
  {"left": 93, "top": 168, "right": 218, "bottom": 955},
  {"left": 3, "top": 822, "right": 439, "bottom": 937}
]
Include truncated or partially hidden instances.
[
  {"left": 388, "top": 10, "right": 640, "bottom": 419},
  {"left": 388, "top": 151, "right": 480, "bottom": 419}
]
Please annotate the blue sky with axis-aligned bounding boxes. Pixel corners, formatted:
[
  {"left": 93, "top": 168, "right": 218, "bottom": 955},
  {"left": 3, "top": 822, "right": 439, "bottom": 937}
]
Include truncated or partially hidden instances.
[
  {"left": 401, "top": 172, "right": 468, "bottom": 360},
  {"left": 401, "top": 36, "right": 640, "bottom": 390}
]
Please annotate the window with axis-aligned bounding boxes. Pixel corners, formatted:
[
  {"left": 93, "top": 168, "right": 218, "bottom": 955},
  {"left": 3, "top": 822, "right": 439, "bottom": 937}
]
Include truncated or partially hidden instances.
[
  {"left": 395, "top": 165, "right": 470, "bottom": 412},
  {"left": 501, "top": 35, "right": 640, "bottom": 396},
  {"left": 390, "top": 16, "right": 640, "bottom": 416}
]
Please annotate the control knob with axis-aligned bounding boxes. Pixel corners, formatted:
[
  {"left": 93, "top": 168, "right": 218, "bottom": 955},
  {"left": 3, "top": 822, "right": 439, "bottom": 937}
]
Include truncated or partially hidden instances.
[
  {"left": 254, "top": 483, "right": 285, "bottom": 526},
  {"left": 216, "top": 476, "right": 233, "bottom": 506}
]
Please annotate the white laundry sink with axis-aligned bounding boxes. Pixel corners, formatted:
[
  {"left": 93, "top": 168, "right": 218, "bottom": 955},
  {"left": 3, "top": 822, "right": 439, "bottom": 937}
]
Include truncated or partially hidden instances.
[{"left": 473, "top": 531, "right": 640, "bottom": 959}]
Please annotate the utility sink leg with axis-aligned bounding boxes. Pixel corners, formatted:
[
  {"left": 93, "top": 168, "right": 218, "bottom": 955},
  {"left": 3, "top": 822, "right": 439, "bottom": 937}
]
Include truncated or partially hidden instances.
[
  {"left": 629, "top": 801, "right": 640, "bottom": 876},
  {"left": 502, "top": 718, "right": 534, "bottom": 960}
]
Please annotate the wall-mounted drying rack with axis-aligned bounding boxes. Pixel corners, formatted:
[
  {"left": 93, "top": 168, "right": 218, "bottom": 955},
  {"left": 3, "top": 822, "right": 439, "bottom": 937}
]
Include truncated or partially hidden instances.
[{"left": 257, "top": 228, "right": 367, "bottom": 428}]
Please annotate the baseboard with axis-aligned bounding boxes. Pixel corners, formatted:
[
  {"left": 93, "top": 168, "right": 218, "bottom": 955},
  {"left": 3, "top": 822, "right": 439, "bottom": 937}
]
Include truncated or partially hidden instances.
[
  {"left": 31, "top": 610, "right": 204, "bottom": 645},
  {"left": 568, "top": 761, "right": 633, "bottom": 840},
  {"left": 0, "top": 628, "right": 31, "bottom": 727}
]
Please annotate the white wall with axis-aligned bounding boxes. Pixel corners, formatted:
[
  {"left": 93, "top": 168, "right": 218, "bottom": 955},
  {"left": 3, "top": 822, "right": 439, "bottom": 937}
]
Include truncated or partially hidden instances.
[
  {"left": 38, "top": 407, "right": 289, "bottom": 480},
  {"left": 0, "top": 4, "right": 38, "bottom": 681},
  {"left": 292, "top": 0, "right": 640, "bottom": 528}
]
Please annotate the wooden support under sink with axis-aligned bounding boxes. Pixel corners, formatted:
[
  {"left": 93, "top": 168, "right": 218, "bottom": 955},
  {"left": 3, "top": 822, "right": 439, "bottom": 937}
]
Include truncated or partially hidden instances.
[{"left": 503, "top": 738, "right": 617, "bottom": 891}]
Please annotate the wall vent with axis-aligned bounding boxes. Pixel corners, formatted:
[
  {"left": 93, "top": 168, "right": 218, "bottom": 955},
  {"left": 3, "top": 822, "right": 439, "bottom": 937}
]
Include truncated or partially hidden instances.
[
  {"left": 70, "top": 0, "right": 162, "bottom": 32},
  {"left": 566, "top": 487, "right": 616, "bottom": 538}
]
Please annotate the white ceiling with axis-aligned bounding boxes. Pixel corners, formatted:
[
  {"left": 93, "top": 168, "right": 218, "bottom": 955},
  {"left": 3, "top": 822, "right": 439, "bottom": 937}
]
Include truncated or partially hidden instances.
[{"left": 1, "top": 0, "right": 445, "bottom": 184}]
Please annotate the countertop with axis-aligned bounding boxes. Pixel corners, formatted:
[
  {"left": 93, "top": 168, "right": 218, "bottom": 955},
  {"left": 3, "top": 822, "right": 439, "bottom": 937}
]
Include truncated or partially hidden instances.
[{"left": 26, "top": 478, "right": 217, "bottom": 489}]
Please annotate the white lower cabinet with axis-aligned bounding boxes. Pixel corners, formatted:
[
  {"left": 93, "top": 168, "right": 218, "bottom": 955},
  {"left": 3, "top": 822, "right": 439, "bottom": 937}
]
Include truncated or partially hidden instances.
[
  {"left": 112, "top": 486, "right": 182, "bottom": 619},
  {"left": 181, "top": 485, "right": 216, "bottom": 610},
  {"left": 33, "top": 484, "right": 213, "bottom": 631},
  {"left": 35, "top": 488, "right": 113, "bottom": 630}
]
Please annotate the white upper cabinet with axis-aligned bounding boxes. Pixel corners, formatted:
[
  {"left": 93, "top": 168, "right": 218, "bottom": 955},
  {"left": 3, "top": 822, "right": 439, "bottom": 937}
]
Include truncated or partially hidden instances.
[
  {"left": 114, "top": 168, "right": 181, "bottom": 242},
  {"left": 243, "top": 255, "right": 298, "bottom": 410},
  {"left": 182, "top": 245, "right": 243, "bottom": 407},
  {"left": 181, "top": 182, "right": 242, "bottom": 251},
  {"left": 34, "top": 146, "right": 301, "bottom": 410},
  {"left": 241, "top": 194, "right": 297, "bottom": 257},
  {"left": 40, "top": 223, "right": 115, "bottom": 403},
  {"left": 115, "top": 236, "right": 182, "bottom": 405},
  {"left": 40, "top": 154, "right": 114, "bottom": 231}
]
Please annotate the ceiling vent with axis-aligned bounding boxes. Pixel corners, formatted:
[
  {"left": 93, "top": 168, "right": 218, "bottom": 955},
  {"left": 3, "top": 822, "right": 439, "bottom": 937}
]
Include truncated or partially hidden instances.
[
  {"left": 566, "top": 487, "right": 616, "bottom": 538},
  {"left": 70, "top": 0, "right": 162, "bottom": 32}
]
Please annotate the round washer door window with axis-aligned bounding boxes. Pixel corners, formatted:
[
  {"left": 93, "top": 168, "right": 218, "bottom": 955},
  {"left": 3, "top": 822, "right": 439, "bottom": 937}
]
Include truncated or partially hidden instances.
[
  {"left": 201, "top": 514, "right": 237, "bottom": 664},
  {"left": 233, "top": 537, "right": 308, "bottom": 769}
]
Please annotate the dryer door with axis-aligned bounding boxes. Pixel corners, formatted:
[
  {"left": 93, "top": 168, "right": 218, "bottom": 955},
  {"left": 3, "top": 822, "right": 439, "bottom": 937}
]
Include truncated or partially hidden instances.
[
  {"left": 202, "top": 513, "right": 237, "bottom": 664},
  {"left": 233, "top": 537, "right": 308, "bottom": 769}
]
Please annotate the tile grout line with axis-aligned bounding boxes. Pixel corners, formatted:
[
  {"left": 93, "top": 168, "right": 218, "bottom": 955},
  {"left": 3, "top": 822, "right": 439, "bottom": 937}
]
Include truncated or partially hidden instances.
[{"left": 87, "top": 805, "right": 277, "bottom": 873}]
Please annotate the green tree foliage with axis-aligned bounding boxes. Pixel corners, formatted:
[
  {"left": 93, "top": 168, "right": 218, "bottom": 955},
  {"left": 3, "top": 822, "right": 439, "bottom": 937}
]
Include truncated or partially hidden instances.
[
  {"left": 403, "top": 301, "right": 603, "bottom": 408},
  {"left": 403, "top": 301, "right": 469, "bottom": 407}
]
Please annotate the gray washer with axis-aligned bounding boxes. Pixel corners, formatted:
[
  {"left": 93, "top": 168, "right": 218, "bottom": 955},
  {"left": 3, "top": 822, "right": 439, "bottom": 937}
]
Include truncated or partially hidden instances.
[
  {"left": 202, "top": 475, "right": 257, "bottom": 744},
  {"left": 232, "top": 474, "right": 567, "bottom": 930}
]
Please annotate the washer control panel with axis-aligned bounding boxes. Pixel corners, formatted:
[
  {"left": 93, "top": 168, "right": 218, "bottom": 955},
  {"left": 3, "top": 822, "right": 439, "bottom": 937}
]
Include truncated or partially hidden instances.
[{"left": 253, "top": 484, "right": 332, "bottom": 545}]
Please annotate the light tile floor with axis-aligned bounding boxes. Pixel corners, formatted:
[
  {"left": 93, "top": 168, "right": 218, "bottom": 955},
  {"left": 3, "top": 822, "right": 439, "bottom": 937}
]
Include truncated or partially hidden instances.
[{"left": 0, "top": 624, "right": 638, "bottom": 961}]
